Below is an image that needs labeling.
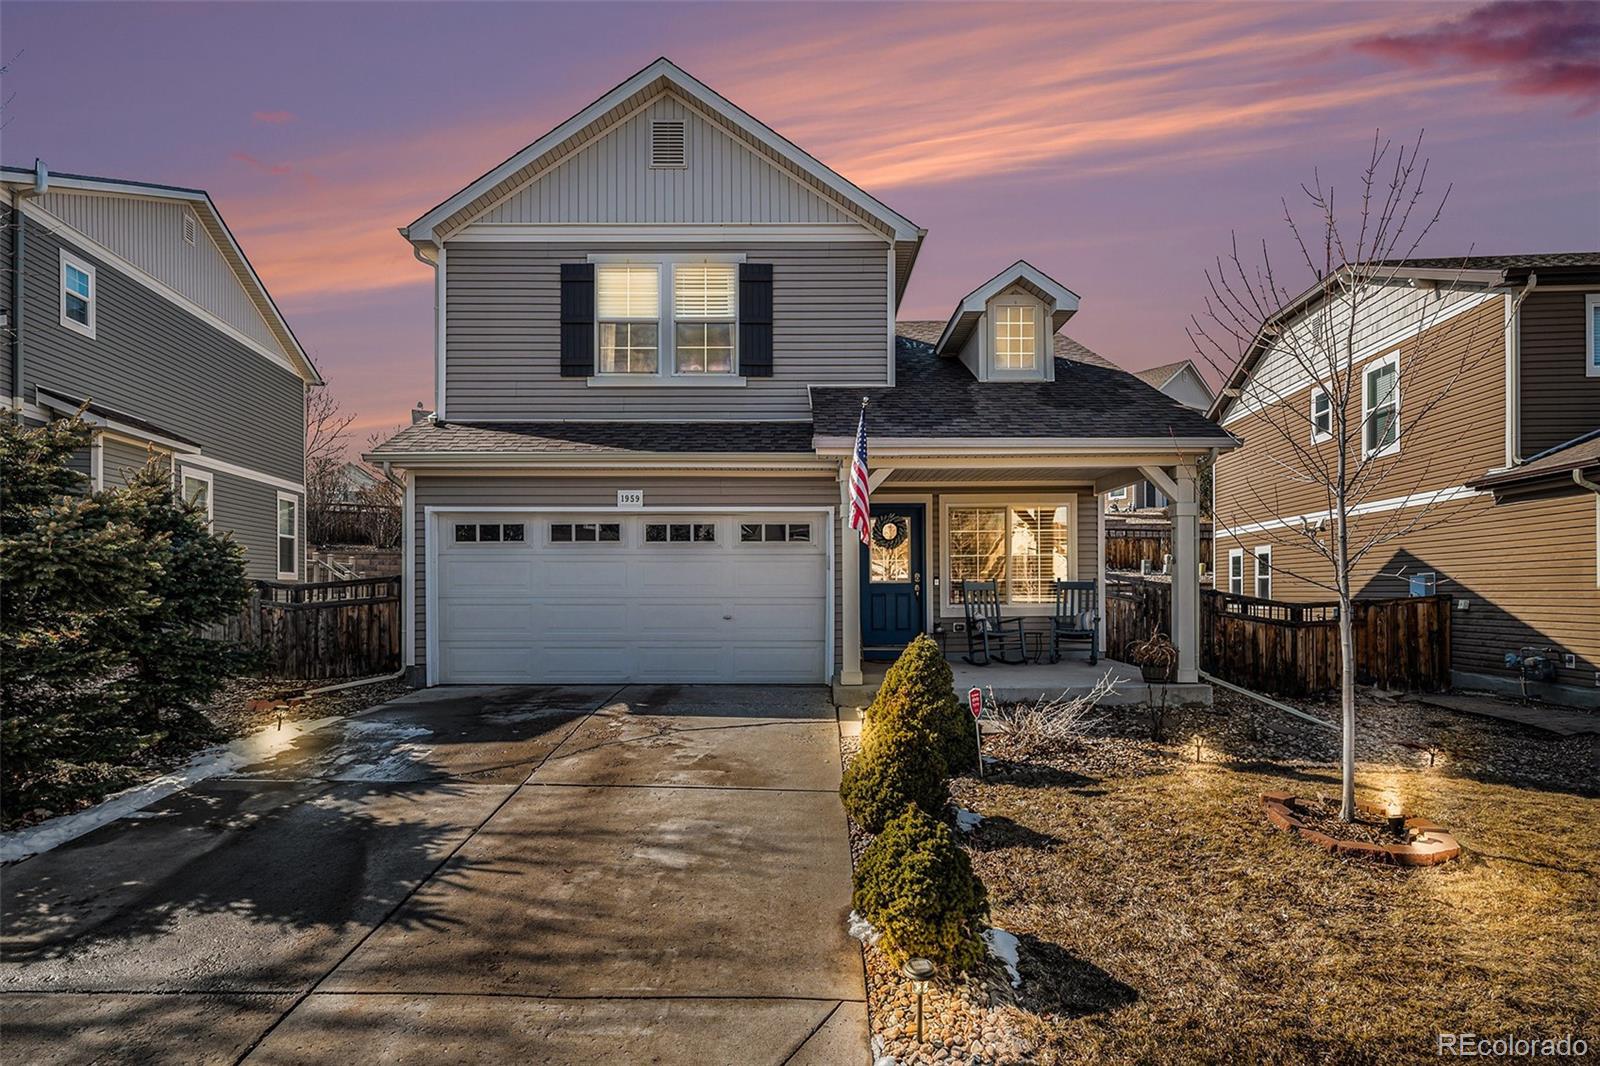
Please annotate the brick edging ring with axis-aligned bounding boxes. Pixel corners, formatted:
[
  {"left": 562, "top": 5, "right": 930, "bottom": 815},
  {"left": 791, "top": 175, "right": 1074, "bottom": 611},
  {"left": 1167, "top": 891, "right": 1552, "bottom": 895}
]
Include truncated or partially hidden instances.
[{"left": 1261, "top": 791, "right": 1461, "bottom": 866}]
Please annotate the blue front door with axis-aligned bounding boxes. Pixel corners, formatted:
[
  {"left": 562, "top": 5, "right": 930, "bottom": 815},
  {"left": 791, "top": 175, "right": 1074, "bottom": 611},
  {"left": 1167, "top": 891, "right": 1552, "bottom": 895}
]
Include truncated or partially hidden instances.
[{"left": 860, "top": 504, "right": 925, "bottom": 659}]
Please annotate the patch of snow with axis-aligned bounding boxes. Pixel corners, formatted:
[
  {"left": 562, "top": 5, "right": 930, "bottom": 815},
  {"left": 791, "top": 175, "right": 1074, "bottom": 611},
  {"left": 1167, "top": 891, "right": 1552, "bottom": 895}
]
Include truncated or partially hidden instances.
[
  {"left": 984, "top": 927, "right": 1023, "bottom": 988},
  {"left": 847, "top": 909, "right": 881, "bottom": 946},
  {"left": 953, "top": 807, "right": 984, "bottom": 832},
  {"left": 871, "top": 1035, "right": 897, "bottom": 1066},
  {"left": 0, "top": 715, "right": 342, "bottom": 863}
]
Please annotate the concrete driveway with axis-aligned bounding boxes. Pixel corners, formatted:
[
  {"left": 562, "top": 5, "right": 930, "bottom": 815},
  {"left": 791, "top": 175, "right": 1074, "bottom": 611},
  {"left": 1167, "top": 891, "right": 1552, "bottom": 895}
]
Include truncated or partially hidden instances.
[{"left": 1, "top": 685, "right": 866, "bottom": 1064}]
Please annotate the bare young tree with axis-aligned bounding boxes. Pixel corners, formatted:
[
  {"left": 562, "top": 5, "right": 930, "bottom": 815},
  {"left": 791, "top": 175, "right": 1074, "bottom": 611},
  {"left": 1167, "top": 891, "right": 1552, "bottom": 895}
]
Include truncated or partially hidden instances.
[
  {"left": 1190, "top": 132, "right": 1508, "bottom": 821},
  {"left": 305, "top": 386, "right": 356, "bottom": 545}
]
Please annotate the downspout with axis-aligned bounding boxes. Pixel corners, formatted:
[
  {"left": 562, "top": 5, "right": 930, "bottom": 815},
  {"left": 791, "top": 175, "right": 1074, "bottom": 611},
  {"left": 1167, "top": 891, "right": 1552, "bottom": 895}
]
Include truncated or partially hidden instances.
[
  {"left": 9, "top": 159, "right": 48, "bottom": 409},
  {"left": 408, "top": 236, "right": 443, "bottom": 420},
  {"left": 1575, "top": 467, "right": 1600, "bottom": 590},
  {"left": 1503, "top": 272, "right": 1538, "bottom": 467}
]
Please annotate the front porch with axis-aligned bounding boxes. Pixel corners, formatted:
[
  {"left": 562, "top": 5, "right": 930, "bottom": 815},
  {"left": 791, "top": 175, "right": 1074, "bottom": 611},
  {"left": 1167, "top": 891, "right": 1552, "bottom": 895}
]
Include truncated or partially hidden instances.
[
  {"left": 833, "top": 653, "right": 1213, "bottom": 714},
  {"left": 826, "top": 449, "right": 1214, "bottom": 706}
]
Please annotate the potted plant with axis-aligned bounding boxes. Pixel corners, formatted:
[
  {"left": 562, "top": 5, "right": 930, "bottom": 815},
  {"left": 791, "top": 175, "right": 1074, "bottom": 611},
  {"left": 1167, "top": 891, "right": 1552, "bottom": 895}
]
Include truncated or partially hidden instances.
[{"left": 1130, "top": 632, "right": 1179, "bottom": 684}]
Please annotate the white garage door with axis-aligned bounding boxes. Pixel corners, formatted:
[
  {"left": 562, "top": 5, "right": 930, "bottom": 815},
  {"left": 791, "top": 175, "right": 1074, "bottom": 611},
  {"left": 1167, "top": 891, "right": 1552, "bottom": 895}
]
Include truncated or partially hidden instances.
[{"left": 432, "top": 511, "right": 829, "bottom": 684}]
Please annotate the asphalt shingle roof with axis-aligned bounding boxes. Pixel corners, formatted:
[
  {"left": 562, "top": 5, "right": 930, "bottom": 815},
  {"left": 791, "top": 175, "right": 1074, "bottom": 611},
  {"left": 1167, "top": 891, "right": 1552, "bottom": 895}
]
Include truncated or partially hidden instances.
[
  {"left": 893, "top": 320, "right": 1119, "bottom": 369},
  {"left": 369, "top": 419, "right": 816, "bottom": 457},
  {"left": 811, "top": 334, "right": 1235, "bottom": 442},
  {"left": 1380, "top": 252, "right": 1600, "bottom": 271},
  {"left": 1471, "top": 429, "right": 1600, "bottom": 488},
  {"left": 1133, "top": 360, "right": 1194, "bottom": 388}
]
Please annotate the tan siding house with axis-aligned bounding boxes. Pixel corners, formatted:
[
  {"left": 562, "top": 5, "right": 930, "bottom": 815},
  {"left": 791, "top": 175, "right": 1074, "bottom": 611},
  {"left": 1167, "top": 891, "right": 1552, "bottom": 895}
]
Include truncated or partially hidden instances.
[
  {"left": 1212, "top": 254, "right": 1600, "bottom": 706},
  {"left": 369, "top": 58, "right": 1233, "bottom": 691}
]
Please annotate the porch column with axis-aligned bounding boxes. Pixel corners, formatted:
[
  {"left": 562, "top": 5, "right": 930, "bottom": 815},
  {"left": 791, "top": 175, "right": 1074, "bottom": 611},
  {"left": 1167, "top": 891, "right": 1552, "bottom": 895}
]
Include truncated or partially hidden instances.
[
  {"left": 1170, "top": 462, "right": 1200, "bottom": 683},
  {"left": 839, "top": 464, "right": 863, "bottom": 686}
]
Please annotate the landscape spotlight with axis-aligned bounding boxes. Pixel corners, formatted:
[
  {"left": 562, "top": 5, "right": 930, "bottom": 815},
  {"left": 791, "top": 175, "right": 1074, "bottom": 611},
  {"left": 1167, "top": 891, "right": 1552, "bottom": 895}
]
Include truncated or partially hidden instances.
[{"left": 901, "top": 956, "right": 936, "bottom": 1042}]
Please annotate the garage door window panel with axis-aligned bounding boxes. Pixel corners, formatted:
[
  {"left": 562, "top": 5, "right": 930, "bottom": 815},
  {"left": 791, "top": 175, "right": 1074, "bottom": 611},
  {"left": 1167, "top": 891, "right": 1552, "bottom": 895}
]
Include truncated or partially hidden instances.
[
  {"left": 741, "top": 522, "right": 811, "bottom": 543},
  {"left": 551, "top": 522, "right": 621, "bottom": 544}
]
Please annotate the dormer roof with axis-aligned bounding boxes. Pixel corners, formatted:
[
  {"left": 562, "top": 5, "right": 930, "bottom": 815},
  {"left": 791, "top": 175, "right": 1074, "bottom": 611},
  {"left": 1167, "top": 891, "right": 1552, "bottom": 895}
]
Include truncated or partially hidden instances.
[{"left": 932, "top": 260, "right": 1080, "bottom": 358}]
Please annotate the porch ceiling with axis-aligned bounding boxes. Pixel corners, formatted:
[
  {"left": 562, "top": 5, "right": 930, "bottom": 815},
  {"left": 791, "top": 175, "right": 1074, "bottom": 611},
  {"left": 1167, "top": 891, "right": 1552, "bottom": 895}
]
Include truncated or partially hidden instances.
[{"left": 880, "top": 466, "right": 1134, "bottom": 486}]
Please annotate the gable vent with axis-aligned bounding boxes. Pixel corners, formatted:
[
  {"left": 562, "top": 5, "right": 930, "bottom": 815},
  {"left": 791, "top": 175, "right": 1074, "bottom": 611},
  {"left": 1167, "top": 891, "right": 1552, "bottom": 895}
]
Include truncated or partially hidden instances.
[
  {"left": 182, "top": 211, "right": 197, "bottom": 245},
  {"left": 650, "top": 121, "right": 687, "bottom": 168}
]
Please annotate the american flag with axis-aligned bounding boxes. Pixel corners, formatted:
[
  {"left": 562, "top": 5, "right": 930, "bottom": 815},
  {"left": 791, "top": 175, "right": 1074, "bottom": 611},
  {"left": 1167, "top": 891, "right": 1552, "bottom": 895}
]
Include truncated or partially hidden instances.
[{"left": 849, "top": 401, "right": 871, "bottom": 545}]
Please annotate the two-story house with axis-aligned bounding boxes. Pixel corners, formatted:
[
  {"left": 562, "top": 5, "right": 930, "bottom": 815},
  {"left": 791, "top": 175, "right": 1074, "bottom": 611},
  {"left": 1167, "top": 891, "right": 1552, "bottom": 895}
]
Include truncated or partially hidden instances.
[
  {"left": 1211, "top": 254, "right": 1600, "bottom": 706},
  {"left": 2, "top": 163, "right": 321, "bottom": 581},
  {"left": 366, "top": 58, "right": 1234, "bottom": 690}
]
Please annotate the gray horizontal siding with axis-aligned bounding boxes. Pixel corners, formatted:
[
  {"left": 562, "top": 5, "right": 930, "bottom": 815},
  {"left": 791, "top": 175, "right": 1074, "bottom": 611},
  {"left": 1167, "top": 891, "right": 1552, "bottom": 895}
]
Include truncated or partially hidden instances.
[
  {"left": 477, "top": 93, "right": 855, "bottom": 226},
  {"left": 193, "top": 464, "right": 305, "bottom": 582},
  {"left": 21, "top": 216, "right": 305, "bottom": 484},
  {"left": 101, "top": 435, "right": 169, "bottom": 489},
  {"left": 444, "top": 241, "right": 889, "bottom": 420},
  {"left": 31, "top": 190, "right": 283, "bottom": 353},
  {"left": 412, "top": 473, "right": 840, "bottom": 675}
]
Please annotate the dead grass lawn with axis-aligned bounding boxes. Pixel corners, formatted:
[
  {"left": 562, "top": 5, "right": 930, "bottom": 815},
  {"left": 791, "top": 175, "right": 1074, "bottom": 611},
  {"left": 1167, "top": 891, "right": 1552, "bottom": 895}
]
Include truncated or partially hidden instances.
[{"left": 953, "top": 702, "right": 1600, "bottom": 1064}]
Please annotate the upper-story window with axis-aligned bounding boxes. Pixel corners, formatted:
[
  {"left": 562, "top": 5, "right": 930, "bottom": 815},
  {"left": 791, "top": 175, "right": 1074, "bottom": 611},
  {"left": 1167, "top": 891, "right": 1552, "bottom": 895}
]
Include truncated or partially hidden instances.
[
  {"left": 672, "top": 263, "right": 736, "bottom": 374},
  {"left": 1362, "top": 353, "right": 1400, "bottom": 457},
  {"left": 1310, "top": 388, "right": 1332, "bottom": 443},
  {"left": 60, "top": 249, "right": 96, "bottom": 339},
  {"left": 592, "top": 256, "right": 740, "bottom": 380},
  {"left": 597, "top": 264, "right": 661, "bottom": 373},
  {"left": 993, "top": 302, "right": 1038, "bottom": 372}
]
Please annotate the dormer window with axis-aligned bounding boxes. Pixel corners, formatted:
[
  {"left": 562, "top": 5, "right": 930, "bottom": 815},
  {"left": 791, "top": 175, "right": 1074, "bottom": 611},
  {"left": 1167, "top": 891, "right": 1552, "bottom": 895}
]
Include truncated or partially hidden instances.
[{"left": 994, "top": 302, "right": 1038, "bottom": 372}]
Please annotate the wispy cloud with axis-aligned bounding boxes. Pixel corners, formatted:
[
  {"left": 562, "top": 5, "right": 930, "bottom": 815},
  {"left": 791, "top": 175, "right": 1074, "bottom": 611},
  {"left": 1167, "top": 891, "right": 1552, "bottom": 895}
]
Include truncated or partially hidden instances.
[
  {"left": 1354, "top": 1, "right": 1600, "bottom": 113},
  {"left": 252, "top": 109, "right": 296, "bottom": 125}
]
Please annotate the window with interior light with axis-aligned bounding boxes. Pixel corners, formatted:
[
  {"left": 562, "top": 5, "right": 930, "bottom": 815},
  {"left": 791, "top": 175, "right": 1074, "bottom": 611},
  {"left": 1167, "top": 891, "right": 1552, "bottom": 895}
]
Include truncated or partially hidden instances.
[
  {"left": 673, "top": 263, "right": 737, "bottom": 374},
  {"left": 596, "top": 264, "right": 661, "bottom": 374},
  {"left": 993, "top": 302, "right": 1038, "bottom": 372},
  {"left": 943, "top": 499, "right": 1074, "bottom": 610}
]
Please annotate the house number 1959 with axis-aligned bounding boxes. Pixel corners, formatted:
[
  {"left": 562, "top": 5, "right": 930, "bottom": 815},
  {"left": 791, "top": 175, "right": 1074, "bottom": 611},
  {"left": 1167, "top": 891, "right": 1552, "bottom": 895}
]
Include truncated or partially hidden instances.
[{"left": 617, "top": 490, "right": 644, "bottom": 509}]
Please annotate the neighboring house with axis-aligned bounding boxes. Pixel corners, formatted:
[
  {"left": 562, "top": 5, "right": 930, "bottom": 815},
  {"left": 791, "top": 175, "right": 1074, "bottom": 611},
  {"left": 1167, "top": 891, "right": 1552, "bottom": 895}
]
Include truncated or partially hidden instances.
[
  {"left": 1107, "top": 359, "right": 1215, "bottom": 512},
  {"left": 365, "top": 58, "right": 1234, "bottom": 689},
  {"left": 332, "top": 461, "right": 383, "bottom": 503},
  {"left": 1211, "top": 253, "right": 1600, "bottom": 705},
  {"left": 2, "top": 163, "right": 321, "bottom": 581}
]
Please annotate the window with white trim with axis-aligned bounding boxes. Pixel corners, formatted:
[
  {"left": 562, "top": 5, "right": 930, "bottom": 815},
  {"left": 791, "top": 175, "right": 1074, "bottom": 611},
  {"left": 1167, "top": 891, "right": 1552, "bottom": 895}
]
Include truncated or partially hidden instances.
[
  {"left": 993, "top": 302, "right": 1038, "bottom": 372},
  {"left": 594, "top": 258, "right": 742, "bottom": 379},
  {"left": 944, "top": 500, "right": 1073, "bottom": 608},
  {"left": 1408, "top": 571, "right": 1436, "bottom": 597},
  {"left": 60, "top": 250, "right": 96, "bottom": 338},
  {"left": 672, "top": 263, "right": 736, "bottom": 374},
  {"left": 597, "top": 264, "right": 661, "bottom": 374},
  {"left": 1586, "top": 293, "right": 1599, "bottom": 378},
  {"left": 1107, "top": 485, "right": 1129, "bottom": 502},
  {"left": 1362, "top": 353, "right": 1400, "bottom": 457},
  {"left": 1310, "top": 388, "right": 1332, "bottom": 442},
  {"left": 1253, "top": 546, "right": 1272, "bottom": 599},
  {"left": 1227, "top": 548, "right": 1245, "bottom": 595},
  {"left": 181, "top": 469, "right": 214, "bottom": 528},
  {"left": 276, "top": 493, "right": 299, "bottom": 579}
]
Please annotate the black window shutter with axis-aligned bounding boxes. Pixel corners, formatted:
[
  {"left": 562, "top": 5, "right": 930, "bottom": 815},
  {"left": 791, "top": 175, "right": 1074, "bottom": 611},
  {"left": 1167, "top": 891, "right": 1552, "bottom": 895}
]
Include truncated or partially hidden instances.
[
  {"left": 740, "top": 262, "right": 773, "bottom": 378},
  {"left": 560, "top": 263, "right": 595, "bottom": 378}
]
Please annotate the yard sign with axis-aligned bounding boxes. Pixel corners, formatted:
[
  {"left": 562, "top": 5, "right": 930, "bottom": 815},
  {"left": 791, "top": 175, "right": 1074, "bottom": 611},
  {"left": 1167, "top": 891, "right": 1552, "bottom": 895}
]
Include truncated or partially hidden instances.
[{"left": 966, "top": 688, "right": 984, "bottom": 778}]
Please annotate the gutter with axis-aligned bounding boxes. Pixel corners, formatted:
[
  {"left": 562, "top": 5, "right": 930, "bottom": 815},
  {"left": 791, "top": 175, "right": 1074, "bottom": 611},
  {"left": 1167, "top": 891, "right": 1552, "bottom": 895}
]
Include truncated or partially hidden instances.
[
  {"left": 9, "top": 160, "right": 47, "bottom": 408},
  {"left": 1503, "top": 272, "right": 1539, "bottom": 467}
]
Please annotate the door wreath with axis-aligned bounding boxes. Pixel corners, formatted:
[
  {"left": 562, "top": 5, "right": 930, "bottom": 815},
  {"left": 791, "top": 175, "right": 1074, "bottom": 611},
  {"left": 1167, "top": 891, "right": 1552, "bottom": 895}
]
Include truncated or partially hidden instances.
[{"left": 872, "top": 515, "right": 908, "bottom": 549}]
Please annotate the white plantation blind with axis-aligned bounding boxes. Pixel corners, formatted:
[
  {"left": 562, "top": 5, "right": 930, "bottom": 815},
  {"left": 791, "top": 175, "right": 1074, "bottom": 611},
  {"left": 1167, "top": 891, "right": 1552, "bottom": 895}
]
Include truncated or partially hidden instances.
[
  {"left": 673, "top": 263, "right": 737, "bottom": 319},
  {"left": 596, "top": 264, "right": 660, "bottom": 319}
]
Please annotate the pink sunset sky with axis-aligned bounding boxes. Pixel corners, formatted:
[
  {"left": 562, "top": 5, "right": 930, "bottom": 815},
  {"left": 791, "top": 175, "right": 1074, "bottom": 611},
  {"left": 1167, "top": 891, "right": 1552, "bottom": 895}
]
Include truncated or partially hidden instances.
[{"left": 3, "top": 1, "right": 1596, "bottom": 446}]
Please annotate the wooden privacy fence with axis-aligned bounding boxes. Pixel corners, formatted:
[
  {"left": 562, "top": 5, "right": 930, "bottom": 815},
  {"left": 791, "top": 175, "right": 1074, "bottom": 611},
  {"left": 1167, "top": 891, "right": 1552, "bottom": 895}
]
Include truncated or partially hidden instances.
[
  {"left": 1104, "top": 524, "right": 1213, "bottom": 572},
  {"left": 1106, "top": 577, "right": 1452, "bottom": 697},
  {"left": 210, "top": 576, "right": 402, "bottom": 681}
]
